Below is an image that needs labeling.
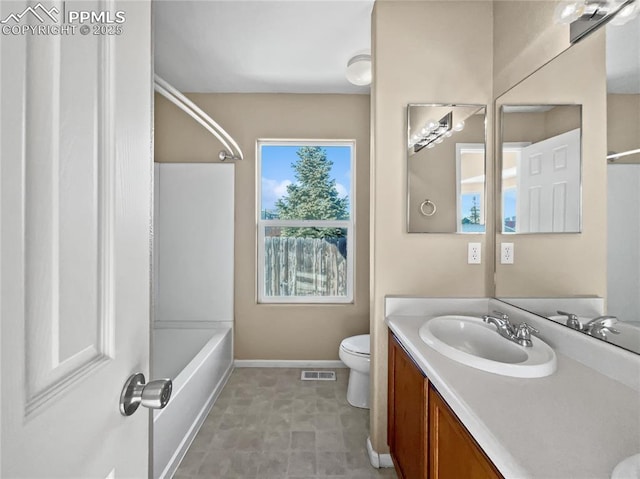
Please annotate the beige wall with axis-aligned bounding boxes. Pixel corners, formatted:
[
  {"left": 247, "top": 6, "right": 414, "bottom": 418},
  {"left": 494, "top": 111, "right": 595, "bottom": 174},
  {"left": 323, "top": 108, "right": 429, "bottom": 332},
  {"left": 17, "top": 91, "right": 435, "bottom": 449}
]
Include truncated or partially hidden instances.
[
  {"left": 370, "top": 0, "right": 494, "bottom": 453},
  {"left": 608, "top": 94, "right": 640, "bottom": 163},
  {"left": 155, "top": 93, "right": 370, "bottom": 360},
  {"left": 493, "top": 1, "right": 570, "bottom": 96},
  {"left": 502, "top": 105, "right": 581, "bottom": 144},
  {"left": 495, "top": 31, "right": 607, "bottom": 297}
]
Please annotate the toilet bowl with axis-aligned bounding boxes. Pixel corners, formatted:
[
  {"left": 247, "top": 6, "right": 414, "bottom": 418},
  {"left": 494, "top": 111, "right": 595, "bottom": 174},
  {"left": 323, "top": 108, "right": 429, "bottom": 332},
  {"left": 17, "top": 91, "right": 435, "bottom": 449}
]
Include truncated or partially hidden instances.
[{"left": 339, "top": 334, "right": 370, "bottom": 409}]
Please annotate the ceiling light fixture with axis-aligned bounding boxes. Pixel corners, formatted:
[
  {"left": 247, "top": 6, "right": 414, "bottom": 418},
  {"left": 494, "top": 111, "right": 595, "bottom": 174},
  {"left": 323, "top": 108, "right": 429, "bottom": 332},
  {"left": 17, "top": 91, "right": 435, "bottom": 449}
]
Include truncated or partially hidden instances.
[{"left": 346, "top": 54, "right": 372, "bottom": 86}]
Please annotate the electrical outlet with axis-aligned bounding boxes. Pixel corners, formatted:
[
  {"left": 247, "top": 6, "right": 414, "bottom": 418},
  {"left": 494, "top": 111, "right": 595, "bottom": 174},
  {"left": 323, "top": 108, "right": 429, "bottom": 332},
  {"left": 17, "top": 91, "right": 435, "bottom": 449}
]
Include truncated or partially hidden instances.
[
  {"left": 468, "top": 242, "right": 481, "bottom": 264},
  {"left": 501, "top": 242, "right": 514, "bottom": 264}
]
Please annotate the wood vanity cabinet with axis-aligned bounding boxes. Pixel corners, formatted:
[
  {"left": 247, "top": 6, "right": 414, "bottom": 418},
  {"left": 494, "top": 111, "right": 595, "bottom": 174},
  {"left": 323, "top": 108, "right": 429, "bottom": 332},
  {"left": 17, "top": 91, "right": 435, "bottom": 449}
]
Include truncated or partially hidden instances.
[
  {"left": 388, "top": 332, "right": 503, "bottom": 479},
  {"left": 388, "top": 331, "right": 429, "bottom": 479}
]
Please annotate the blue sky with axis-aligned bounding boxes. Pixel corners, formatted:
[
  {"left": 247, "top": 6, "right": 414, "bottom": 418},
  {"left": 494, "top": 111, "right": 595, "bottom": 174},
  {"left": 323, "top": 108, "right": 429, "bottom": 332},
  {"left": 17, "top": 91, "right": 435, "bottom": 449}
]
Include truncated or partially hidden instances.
[
  {"left": 461, "top": 194, "right": 481, "bottom": 221},
  {"left": 261, "top": 145, "right": 352, "bottom": 211},
  {"left": 503, "top": 189, "right": 517, "bottom": 219}
]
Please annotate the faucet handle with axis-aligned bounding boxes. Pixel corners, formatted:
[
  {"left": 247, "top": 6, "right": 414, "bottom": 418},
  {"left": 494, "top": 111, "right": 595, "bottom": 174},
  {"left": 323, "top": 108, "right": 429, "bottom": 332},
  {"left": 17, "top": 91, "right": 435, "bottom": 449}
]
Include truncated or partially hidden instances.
[
  {"left": 587, "top": 315, "right": 618, "bottom": 328},
  {"left": 557, "top": 310, "right": 582, "bottom": 330},
  {"left": 515, "top": 322, "right": 539, "bottom": 341},
  {"left": 590, "top": 325, "right": 620, "bottom": 340},
  {"left": 492, "top": 310, "right": 510, "bottom": 321}
]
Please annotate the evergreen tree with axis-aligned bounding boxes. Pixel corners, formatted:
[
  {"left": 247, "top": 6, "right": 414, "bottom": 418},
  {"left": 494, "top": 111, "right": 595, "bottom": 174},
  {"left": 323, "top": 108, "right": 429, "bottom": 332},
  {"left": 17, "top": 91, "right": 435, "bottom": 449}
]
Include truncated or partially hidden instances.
[
  {"left": 469, "top": 196, "right": 480, "bottom": 224},
  {"left": 275, "top": 146, "right": 349, "bottom": 238}
]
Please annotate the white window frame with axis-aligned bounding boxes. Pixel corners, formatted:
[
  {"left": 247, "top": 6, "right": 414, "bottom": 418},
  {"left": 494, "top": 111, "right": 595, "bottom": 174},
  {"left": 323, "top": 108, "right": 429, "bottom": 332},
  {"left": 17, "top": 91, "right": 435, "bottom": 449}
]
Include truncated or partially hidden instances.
[{"left": 257, "top": 139, "right": 355, "bottom": 304}]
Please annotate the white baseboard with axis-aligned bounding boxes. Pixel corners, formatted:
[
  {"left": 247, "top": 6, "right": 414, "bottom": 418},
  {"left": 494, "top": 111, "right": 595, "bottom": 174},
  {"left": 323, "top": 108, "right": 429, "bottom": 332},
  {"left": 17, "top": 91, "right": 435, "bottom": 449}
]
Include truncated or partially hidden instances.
[
  {"left": 367, "top": 436, "right": 394, "bottom": 469},
  {"left": 234, "top": 359, "right": 346, "bottom": 368}
]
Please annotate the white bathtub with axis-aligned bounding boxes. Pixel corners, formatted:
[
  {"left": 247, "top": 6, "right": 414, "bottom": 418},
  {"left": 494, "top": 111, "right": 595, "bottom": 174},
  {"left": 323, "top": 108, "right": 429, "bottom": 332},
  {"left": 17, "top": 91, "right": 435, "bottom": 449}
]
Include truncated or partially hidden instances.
[{"left": 152, "top": 326, "right": 233, "bottom": 479}]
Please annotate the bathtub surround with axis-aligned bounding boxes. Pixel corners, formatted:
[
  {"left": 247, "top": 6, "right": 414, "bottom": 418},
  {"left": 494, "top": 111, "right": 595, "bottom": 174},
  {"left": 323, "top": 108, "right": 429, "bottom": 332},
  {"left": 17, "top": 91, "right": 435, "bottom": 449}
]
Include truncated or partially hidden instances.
[
  {"left": 154, "top": 163, "right": 234, "bottom": 326},
  {"left": 173, "top": 368, "right": 397, "bottom": 479},
  {"left": 154, "top": 93, "right": 370, "bottom": 361},
  {"left": 153, "top": 163, "right": 235, "bottom": 478}
]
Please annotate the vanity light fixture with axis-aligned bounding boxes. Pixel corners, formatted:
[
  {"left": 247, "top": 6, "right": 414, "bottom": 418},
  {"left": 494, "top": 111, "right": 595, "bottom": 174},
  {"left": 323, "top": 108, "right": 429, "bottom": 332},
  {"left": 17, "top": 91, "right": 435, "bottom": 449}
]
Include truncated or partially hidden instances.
[
  {"left": 555, "top": 0, "right": 638, "bottom": 43},
  {"left": 412, "top": 112, "right": 455, "bottom": 153},
  {"left": 345, "top": 53, "right": 372, "bottom": 86}
]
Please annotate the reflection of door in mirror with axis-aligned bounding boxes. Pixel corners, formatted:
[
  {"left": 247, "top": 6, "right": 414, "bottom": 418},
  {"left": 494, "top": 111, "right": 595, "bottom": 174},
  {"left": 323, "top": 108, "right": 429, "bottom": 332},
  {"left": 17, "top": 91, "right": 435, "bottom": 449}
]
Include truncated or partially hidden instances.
[
  {"left": 517, "top": 129, "right": 580, "bottom": 233},
  {"left": 500, "top": 105, "right": 582, "bottom": 234}
]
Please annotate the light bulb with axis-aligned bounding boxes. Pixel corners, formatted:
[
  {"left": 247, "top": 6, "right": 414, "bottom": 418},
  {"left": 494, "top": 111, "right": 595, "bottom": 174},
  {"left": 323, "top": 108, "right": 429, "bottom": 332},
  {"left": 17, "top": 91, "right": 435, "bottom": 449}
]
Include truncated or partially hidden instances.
[
  {"left": 421, "top": 127, "right": 429, "bottom": 135},
  {"left": 554, "top": 1, "right": 585, "bottom": 24},
  {"left": 426, "top": 119, "right": 439, "bottom": 131},
  {"left": 610, "top": 1, "right": 639, "bottom": 25},
  {"left": 453, "top": 120, "right": 465, "bottom": 132},
  {"left": 444, "top": 130, "right": 453, "bottom": 138}
]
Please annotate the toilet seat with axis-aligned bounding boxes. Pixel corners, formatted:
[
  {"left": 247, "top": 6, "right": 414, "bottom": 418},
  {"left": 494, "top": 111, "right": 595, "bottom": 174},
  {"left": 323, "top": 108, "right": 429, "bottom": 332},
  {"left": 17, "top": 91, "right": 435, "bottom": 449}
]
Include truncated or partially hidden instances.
[{"left": 340, "top": 334, "right": 370, "bottom": 357}]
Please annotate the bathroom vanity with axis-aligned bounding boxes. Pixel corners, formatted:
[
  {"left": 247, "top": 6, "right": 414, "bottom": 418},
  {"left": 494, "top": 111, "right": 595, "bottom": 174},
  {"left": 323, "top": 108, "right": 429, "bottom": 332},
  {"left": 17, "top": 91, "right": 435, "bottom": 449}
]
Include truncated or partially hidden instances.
[
  {"left": 388, "top": 333, "right": 502, "bottom": 479},
  {"left": 385, "top": 297, "right": 640, "bottom": 479}
]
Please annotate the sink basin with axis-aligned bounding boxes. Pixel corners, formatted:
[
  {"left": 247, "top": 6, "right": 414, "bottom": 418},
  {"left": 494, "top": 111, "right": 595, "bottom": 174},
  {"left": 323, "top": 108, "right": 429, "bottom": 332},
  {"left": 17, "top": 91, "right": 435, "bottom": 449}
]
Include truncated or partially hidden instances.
[
  {"left": 611, "top": 453, "right": 640, "bottom": 479},
  {"left": 419, "top": 315, "right": 557, "bottom": 378}
]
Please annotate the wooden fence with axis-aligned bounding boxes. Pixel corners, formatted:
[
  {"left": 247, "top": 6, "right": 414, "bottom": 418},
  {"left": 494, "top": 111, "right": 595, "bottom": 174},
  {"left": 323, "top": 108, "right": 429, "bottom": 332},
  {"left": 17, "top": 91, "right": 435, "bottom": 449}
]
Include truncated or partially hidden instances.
[{"left": 264, "top": 237, "right": 347, "bottom": 297}]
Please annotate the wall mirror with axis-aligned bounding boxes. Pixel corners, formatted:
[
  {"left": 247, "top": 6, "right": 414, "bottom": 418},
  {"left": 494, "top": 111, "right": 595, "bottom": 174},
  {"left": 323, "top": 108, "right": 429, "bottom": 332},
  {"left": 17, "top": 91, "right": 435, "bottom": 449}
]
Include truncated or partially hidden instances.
[
  {"left": 407, "top": 104, "right": 486, "bottom": 233},
  {"left": 495, "top": 16, "right": 640, "bottom": 356},
  {"left": 500, "top": 104, "right": 582, "bottom": 234}
]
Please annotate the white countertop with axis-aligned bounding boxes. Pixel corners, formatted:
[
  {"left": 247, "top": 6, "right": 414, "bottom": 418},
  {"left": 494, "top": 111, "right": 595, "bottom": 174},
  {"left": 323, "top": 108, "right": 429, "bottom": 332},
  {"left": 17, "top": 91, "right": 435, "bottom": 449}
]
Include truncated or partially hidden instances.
[{"left": 386, "top": 313, "right": 640, "bottom": 479}]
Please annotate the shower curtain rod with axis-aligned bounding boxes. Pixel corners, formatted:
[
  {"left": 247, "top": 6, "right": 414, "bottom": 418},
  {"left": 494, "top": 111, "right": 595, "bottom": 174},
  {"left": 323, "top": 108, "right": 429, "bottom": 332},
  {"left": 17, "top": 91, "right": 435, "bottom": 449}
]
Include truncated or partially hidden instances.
[{"left": 154, "top": 74, "right": 244, "bottom": 161}]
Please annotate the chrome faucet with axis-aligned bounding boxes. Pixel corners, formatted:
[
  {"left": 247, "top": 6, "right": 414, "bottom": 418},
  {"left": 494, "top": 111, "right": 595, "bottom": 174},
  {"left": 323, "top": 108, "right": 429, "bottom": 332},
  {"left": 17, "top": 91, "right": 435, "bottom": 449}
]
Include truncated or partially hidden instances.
[
  {"left": 482, "top": 311, "right": 539, "bottom": 347},
  {"left": 583, "top": 315, "right": 620, "bottom": 340},
  {"left": 555, "top": 311, "right": 620, "bottom": 340},
  {"left": 557, "top": 310, "right": 582, "bottom": 330}
]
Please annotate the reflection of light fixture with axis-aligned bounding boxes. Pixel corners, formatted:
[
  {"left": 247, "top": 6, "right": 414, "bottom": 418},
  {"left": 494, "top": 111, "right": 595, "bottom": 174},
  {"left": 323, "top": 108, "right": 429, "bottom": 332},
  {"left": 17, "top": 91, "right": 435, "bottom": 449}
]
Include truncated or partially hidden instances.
[
  {"left": 412, "top": 112, "right": 456, "bottom": 152},
  {"left": 346, "top": 54, "right": 372, "bottom": 86},
  {"left": 609, "top": 0, "right": 639, "bottom": 24},
  {"left": 557, "top": 0, "right": 639, "bottom": 42},
  {"left": 554, "top": 1, "right": 585, "bottom": 24}
]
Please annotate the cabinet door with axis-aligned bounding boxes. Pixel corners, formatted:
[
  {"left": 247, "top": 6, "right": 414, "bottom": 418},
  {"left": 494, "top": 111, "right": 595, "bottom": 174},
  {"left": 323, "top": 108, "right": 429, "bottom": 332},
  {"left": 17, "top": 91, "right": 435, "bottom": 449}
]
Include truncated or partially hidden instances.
[
  {"left": 388, "top": 333, "right": 429, "bottom": 479},
  {"left": 429, "top": 386, "right": 503, "bottom": 479}
]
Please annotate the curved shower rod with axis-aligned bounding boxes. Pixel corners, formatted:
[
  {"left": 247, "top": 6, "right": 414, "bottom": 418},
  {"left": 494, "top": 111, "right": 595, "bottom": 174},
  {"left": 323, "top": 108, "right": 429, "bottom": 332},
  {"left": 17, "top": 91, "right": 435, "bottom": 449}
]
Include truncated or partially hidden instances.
[{"left": 154, "top": 74, "right": 244, "bottom": 161}]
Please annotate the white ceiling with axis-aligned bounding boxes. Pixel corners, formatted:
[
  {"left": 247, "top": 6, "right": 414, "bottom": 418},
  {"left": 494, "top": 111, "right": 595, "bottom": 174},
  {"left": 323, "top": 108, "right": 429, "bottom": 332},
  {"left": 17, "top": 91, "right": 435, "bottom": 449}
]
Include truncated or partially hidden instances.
[
  {"left": 606, "top": 15, "right": 640, "bottom": 94},
  {"left": 153, "top": 0, "right": 374, "bottom": 94},
  {"left": 154, "top": 1, "right": 638, "bottom": 95}
]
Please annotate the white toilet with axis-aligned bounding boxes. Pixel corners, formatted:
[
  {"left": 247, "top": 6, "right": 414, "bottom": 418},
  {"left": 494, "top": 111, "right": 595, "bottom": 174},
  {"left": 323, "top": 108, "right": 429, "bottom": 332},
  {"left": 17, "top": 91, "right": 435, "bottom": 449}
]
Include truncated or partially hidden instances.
[{"left": 339, "top": 334, "right": 370, "bottom": 409}]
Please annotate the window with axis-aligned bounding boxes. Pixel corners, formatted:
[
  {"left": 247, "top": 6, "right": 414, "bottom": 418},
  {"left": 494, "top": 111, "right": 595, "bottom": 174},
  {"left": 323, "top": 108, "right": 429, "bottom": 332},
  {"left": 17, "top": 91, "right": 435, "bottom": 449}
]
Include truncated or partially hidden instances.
[{"left": 257, "top": 141, "right": 354, "bottom": 303}]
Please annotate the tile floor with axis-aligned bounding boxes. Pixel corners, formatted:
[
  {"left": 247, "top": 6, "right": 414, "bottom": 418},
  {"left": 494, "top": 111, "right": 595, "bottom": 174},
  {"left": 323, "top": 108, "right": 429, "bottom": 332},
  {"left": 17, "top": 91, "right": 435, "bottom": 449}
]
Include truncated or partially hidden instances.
[{"left": 173, "top": 368, "right": 398, "bottom": 479}]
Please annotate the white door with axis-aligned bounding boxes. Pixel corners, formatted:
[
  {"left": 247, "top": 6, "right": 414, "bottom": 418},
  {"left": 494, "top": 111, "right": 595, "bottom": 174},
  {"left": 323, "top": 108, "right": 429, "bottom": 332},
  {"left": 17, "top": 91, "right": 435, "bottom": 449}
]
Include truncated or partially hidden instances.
[
  {"left": 517, "top": 128, "right": 581, "bottom": 233},
  {"left": 1, "top": 1, "right": 153, "bottom": 477}
]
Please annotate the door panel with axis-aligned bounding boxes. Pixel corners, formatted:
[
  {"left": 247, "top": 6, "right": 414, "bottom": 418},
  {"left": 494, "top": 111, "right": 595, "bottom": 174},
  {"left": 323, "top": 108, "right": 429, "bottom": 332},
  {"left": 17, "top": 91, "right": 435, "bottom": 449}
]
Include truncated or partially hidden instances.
[
  {"left": 1, "top": 1, "right": 152, "bottom": 477},
  {"left": 517, "top": 128, "right": 581, "bottom": 233}
]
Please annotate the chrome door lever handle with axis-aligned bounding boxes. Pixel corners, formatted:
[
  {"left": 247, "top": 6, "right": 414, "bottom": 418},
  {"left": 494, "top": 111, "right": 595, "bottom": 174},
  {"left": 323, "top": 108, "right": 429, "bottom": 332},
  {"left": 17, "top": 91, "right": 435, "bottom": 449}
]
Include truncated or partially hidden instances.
[{"left": 120, "top": 373, "right": 172, "bottom": 416}]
